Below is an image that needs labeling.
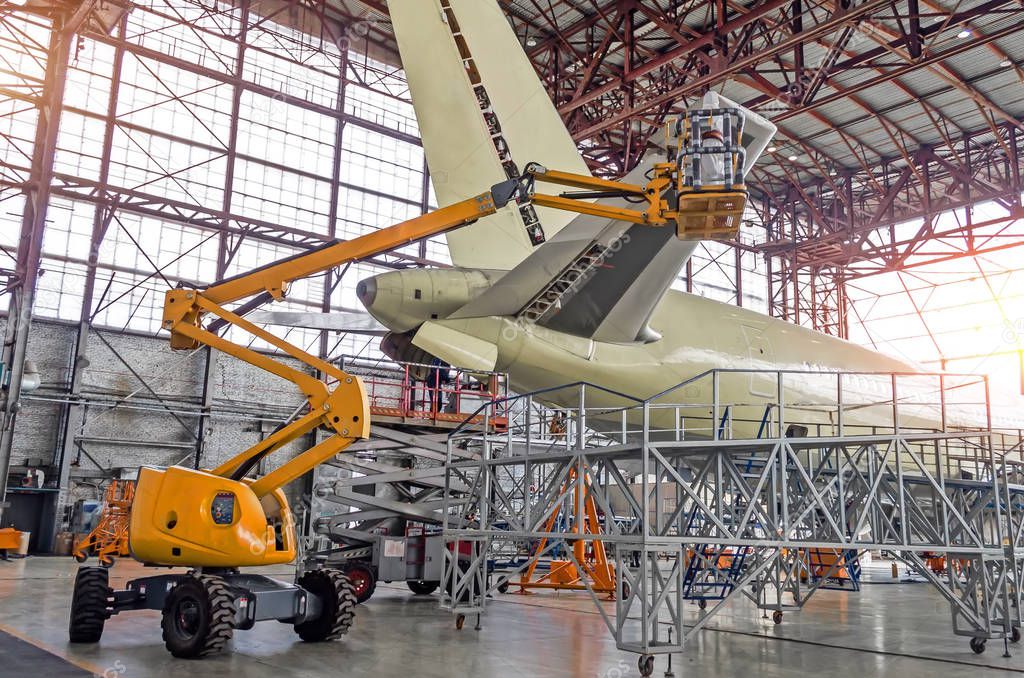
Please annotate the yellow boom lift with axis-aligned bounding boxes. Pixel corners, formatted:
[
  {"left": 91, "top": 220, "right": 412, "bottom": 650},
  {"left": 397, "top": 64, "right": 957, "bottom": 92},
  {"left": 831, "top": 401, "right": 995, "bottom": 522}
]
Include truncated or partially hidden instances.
[{"left": 66, "top": 107, "right": 747, "bottom": 659}]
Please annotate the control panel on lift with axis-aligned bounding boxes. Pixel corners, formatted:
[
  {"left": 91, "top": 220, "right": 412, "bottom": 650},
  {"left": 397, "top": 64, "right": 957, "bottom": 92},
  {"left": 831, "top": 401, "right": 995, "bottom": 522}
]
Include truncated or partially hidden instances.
[{"left": 211, "top": 492, "right": 235, "bottom": 526}]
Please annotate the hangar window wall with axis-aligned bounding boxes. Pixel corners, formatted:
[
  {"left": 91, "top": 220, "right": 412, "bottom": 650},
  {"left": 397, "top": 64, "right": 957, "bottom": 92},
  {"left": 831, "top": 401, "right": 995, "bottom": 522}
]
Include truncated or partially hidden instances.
[
  {"left": 846, "top": 197, "right": 1024, "bottom": 407},
  {"left": 0, "top": 0, "right": 437, "bottom": 362}
]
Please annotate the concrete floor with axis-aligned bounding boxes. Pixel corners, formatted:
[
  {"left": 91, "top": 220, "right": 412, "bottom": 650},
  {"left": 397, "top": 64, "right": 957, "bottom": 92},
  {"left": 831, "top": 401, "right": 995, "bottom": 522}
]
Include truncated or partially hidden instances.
[{"left": 1, "top": 557, "right": 1023, "bottom": 677}]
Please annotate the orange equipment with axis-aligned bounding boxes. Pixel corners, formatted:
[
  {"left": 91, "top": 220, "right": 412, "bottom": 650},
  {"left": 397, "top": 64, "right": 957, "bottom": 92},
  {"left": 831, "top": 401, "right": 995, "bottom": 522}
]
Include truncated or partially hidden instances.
[
  {"left": 0, "top": 527, "right": 22, "bottom": 559},
  {"left": 73, "top": 479, "right": 135, "bottom": 567},
  {"left": 801, "top": 548, "right": 854, "bottom": 581},
  {"left": 515, "top": 467, "right": 618, "bottom": 598},
  {"left": 921, "top": 552, "right": 947, "bottom": 574}
]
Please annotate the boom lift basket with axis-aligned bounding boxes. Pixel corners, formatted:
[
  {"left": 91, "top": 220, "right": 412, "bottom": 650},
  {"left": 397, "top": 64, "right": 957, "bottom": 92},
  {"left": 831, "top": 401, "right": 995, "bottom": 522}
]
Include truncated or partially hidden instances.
[{"left": 673, "top": 107, "right": 748, "bottom": 240}]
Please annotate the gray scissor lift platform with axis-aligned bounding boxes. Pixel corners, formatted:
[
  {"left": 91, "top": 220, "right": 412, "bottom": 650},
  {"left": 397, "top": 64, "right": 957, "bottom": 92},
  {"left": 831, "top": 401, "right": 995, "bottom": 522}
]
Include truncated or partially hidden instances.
[{"left": 299, "top": 358, "right": 506, "bottom": 603}]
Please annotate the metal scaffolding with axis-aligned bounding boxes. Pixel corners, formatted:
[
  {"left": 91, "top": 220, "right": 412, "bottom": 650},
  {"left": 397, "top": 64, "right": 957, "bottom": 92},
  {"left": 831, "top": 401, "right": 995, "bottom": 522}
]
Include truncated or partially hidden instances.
[{"left": 442, "top": 370, "right": 1024, "bottom": 673}]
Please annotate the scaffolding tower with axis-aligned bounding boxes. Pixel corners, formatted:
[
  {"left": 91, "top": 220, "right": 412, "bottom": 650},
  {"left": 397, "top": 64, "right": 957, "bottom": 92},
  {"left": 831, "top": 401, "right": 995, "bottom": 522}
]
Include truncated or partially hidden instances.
[{"left": 442, "top": 369, "right": 1024, "bottom": 675}]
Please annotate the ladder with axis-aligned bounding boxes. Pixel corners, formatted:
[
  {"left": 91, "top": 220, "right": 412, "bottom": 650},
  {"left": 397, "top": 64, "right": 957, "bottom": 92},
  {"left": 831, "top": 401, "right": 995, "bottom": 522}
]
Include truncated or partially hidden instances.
[{"left": 519, "top": 242, "right": 611, "bottom": 324}]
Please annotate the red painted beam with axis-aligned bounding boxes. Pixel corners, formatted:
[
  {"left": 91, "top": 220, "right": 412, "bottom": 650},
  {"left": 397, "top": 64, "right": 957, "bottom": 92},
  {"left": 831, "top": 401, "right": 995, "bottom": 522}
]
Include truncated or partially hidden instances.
[
  {"left": 570, "top": 0, "right": 892, "bottom": 138},
  {"left": 557, "top": 0, "right": 795, "bottom": 114}
]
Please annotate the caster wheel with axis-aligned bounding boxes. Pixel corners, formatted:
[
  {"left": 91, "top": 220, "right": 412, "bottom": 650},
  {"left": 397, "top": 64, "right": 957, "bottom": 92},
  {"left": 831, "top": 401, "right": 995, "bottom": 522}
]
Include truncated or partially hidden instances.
[
  {"left": 1012, "top": 627, "right": 1021, "bottom": 644},
  {"left": 969, "top": 637, "right": 986, "bottom": 654},
  {"left": 698, "top": 599, "right": 707, "bottom": 610},
  {"left": 772, "top": 610, "right": 783, "bottom": 625},
  {"left": 455, "top": 614, "right": 466, "bottom": 630},
  {"left": 496, "top": 579, "right": 509, "bottom": 594},
  {"left": 99, "top": 557, "right": 114, "bottom": 569},
  {"left": 73, "top": 552, "right": 88, "bottom": 564},
  {"left": 637, "top": 654, "right": 655, "bottom": 677}
]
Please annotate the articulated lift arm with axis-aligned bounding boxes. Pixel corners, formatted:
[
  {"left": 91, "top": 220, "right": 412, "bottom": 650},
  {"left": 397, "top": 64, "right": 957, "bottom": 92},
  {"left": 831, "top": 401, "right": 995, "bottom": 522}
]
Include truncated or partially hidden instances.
[
  {"left": 71, "top": 183, "right": 541, "bottom": 652},
  {"left": 159, "top": 179, "right": 522, "bottom": 499},
  {"left": 157, "top": 107, "right": 749, "bottom": 503}
]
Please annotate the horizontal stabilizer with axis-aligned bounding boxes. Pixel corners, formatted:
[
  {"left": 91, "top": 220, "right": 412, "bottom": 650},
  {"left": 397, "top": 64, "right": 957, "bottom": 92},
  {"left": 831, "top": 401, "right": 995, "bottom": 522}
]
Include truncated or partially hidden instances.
[
  {"left": 248, "top": 311, "right": 388, "bottom": 335},
  {"left": 453, "top": 155, "right": 696, "bottom": 343},
  {"left": 449, "top": 94, "right": 774, "bottom": 344}
]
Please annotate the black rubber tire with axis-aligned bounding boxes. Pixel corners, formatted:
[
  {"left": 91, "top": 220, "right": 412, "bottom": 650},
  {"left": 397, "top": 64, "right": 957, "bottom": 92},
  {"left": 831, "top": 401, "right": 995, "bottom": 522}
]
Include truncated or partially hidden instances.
[
  {"left": 69, "top": 567, "right": 112, "bottom": 643},
  {"left": 294, "top": 569, "right": 357, "bottom": 642},
  {"left": 1012, "top": 626, "right": 1021, "bottom": 644},
  {"left": 619, "top": 578, "right": 631, "bottom": 601},
  {"left": 343, "top": 563, "right": 376, "bottom": 604},
  {"left": 407, "top": 580, "right": 439, "bottom": 596},
  {"left": 160, "top": 575, "right": 236, "bottom": 659},
  {"left": 970, "top": 637, "right": 986, "bottom": 655},
  {"left": 496, "top": 578, "right": 510, "bottom": 594},
  {"left": 698, "top": 599, "right": 707, "bottom": 610},
  {"left": 772, "top": 609, "right": 784, "bottom": 625},
  {"left": 638, "top": 654, "right": 655, "bottom": 677}
]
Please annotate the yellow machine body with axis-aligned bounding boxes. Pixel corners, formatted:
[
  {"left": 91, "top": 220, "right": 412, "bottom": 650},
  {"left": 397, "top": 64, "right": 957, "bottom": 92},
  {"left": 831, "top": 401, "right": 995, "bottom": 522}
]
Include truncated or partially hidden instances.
[{"left": 128, "top": 466, "right": 296, "bottom": 568}]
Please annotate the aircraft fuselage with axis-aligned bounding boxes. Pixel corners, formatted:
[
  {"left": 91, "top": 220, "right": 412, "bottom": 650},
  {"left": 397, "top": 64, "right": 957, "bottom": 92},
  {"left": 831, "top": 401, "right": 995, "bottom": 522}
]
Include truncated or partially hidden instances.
[{"left": 357, "top": 267, "right": 962, "bottom": 439}]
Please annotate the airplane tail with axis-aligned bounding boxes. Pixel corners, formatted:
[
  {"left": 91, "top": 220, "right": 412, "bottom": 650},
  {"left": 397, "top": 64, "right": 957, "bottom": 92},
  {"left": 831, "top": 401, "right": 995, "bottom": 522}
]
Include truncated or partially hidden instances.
[{"left": 389, "top": 0, "right": 591, "bottom": 271}]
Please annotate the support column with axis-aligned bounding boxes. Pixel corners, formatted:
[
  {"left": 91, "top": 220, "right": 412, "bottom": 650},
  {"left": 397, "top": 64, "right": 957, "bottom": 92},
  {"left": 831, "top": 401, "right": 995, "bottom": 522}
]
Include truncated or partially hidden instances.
[
  {"left": 734, "top": 247, "right": 743, "bottom": 307},
  {"left": 0, "top": 21, "right": 75, "bottom": 527},
  {"left": 192, "top": 0, "right": 251, "bottom": 471},
  {"left": 53, "top": 17, "right": 127, "bottom": 542},
  {"left": 320, "top": 27, "right": 348, "bottom": 364}
]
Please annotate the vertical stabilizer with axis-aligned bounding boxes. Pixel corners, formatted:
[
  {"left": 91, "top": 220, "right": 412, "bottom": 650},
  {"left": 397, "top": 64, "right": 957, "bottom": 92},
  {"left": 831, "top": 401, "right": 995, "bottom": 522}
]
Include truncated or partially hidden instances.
[{"left": 389, "top": 0, "right": 591, "bottom": 270}]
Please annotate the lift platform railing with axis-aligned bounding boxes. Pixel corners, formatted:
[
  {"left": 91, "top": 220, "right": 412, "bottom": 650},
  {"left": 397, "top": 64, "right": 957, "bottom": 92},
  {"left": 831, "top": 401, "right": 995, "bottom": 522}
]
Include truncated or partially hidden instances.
[{"left": 338, "top": 356, "right": 508, "bottom": 431}]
